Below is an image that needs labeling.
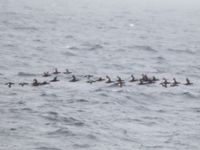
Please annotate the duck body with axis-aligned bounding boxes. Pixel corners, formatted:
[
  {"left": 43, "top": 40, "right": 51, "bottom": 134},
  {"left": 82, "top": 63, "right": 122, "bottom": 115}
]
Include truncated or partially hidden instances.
[
  {"left": 5, "top": 82, "right": 15, "bottom": 88},
  {"left": 96, "top": 77, "right": 105, "bottom": 82},
  {"left": 112, "top": 80, "right": 125, "bottom": 87},
  {"left": 138, "top": 79, "right": 148, "bottom": 85},
  {"left": 32, "top": 79, "right": 40, "bottom": 86},
  {"left": 50, "top": 77, "right": 59, "bottom": 82},
  {"left": 160, "top": 78, "right": 170, "bottom": 88},
  {"left": 152, "top": 76, "right": 159, "bottom": 81},
  {"left": 161, "top": 82, "right": 168, "bottom": 88},
  {"left": 147, "top": 79, "right": 155, "bottom": 84},
  {"left": 70, "top": 75, "right": 79, "bottom": 82},
  {"left": 129, "top": 75, "right": 138, "bottom": 82},
  {"left": 84, "top": 74, "right": 93, "bottom": 79},
  {"left": 43, "top": 72, "right": 51, "bottom": 77},
  {"left": 105, "top": 76, "right": 114, "bottom": 83},
  {"left": 63, "top": 69, "right": 72, "bottom": 74},
  {"left": 87, "top": 80, "right": 96, "bottom": 84},
  {"left": 52, "top": 68, "right": 61, "bottom": 75},
  {"left": 117, "top": 81, "right": 124, "bottom": 87},
  {"left": 141, "top": 74, "right": 149, "bottom": 82},
  {"left": 19, "top": 82, "right": 29, "bottom": 87},
  {"left": 184, "top": 78, "right": 193, "bottom": 85},
  {"left": 170, "top": 78, "right": 180, "bottom": 87},
  {"left": 170, "top": 83, "right": 178, "bottom": 87},
  {"left": 161, "top": 78, "right": 170, "bottom": 85},
  {"left": 116, "top": 76, "right": 125, "bottom": 82}
]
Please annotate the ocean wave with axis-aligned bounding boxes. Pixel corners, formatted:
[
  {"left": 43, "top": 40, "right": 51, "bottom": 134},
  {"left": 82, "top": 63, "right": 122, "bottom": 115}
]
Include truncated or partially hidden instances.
[
  {"left": 182, "top": 92, "right": 197, "bottom": 99},
  {"left": 13, "top": 26, "right": 39, "bottom": 31},
  {"left": 62, "top": 51, "right": 77, "bottom": 56},
  {"left": 17, "top": 72, "right": 38, "bottom": 77},
  {"left": 73, "top": 144, "right": 90, "bottom": 148},
  {"left": 133, "top": 45, "right": 157, "bottom": 53},
  {"left": 36, "top": 147, "right": 61, "bottom": 150},
  {"left": 168, "top": 48, "right": 195, "bottom": 54},
  {"left": 47, "top": 128, "right": 75, "bottom": 137}
]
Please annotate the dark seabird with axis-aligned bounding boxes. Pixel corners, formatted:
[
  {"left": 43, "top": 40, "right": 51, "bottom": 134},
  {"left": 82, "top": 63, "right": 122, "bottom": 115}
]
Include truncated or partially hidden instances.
[
  {"left": 170, "top": 78, "right": 180, "bottom": 87},
  {"left": 43, "top": 72, "right": 51, "bottom": 77},
  {"left": 160, "top": 78, "right": 170, "bottom": 88},
  {"left": 141, "top": 74, "right": 149, "bottom": 81},
  {"left": 173, "top": 78, "right": 180, "bottom": 84},
  {"left": 161, "top": 82, "right": 168, "bottom": 88},
  {"left": 70, "top": 75, "right": 79, "bottom": 82},
  {"left": 116, "top": 76, "right": 124, "bottom": 82},
  {"left": 50, "top": 77, "right": 59, "bottom": 82},
  {"left": 96, "top": 77, "right": 105, "bottom": 82},
  {"left": 129, "top": 75, "right": 138, "bottom": 82},
  {"left": 19, "top": 82, "right": 29, "bottom": 87},
  {"left": 52, "top": 68, "right": 61, "bottom": 74},
  {"left": 84, "top": 74, "right": 93, "bottom": 79},
  {"left": 32, "top": 79, "right": 40, "bottom": 86},
  {"left": 86, "top": 80, "right": 96, "bottom": 84},
  {"left": 152, "top": 76, "right": 159, "bottom": 81},
  {"left": 184, "top": 78, "right": 193, "bottom": 85},
  {"left": 105, "top": 76, "right": 113, "bottom": 83},
  {"left": 63, "top": 69, "right": 72, "bottom": 74},
  {"left": 115, "top": 76, "right": 125, "bottom": 87},
  {"left": 147, "top": 79, "right": 155, "bottom": 84},
  {"left": 170, "top": 83, "right": 178, "bottom": 87},
  {"left": 117, "top": 80, "right": 124, "bottom": 87},
  {"left": 138, "top": 79, "right": 145, "bottom": 85},
  {"left": 161, "top": 78, "right": 170, "bottom": 85},
  {"left": 5, "top": 82, "right": 15, "bottom": 88}
]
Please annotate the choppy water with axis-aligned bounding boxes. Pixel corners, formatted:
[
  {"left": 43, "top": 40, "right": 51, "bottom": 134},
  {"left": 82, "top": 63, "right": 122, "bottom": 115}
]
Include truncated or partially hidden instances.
[{"left": 1, "top": 0, "right": 200, "bottom": 149}]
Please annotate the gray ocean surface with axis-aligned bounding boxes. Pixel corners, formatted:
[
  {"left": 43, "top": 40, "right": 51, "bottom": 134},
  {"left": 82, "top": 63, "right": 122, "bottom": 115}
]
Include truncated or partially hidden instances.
[{"left": 0, "top": 0, "right": 200, "bottom": 149}]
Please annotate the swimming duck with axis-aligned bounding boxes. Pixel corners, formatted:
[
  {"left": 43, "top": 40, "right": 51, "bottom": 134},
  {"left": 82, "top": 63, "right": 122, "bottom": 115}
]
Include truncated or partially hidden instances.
[
  {"left": 32, "top": 79, "right": 40, "bottom": 86},
  {"left": 170, "top": 78, "right": 180, "bottom": 87},
  {"left": 147, "top": 79, "right": 155, "bottom": 84},
  {"left": 184, "top": 78, "right": 193, "bottom": 85},
  {"left": 115, "top": 76, "right": 125, "bottom": 87},
  {"left": 84, "top": 74, "right": 93, "bottom": 79},
  {"left": 161, "top": 78, "right": 170, "bottom": 85},
  {"left": 19, "top": 82, "right": 29, "bottom": 87},
  {"left": 96, "top": 77, "right": 105, "bottom": 82},
  {"left": 105, "top": 76, "right": 113, "bottom": 83},
  {"left": 161, "top": 82, "right": 168, "bottom": 88},
  {"left": 116, "top": 76, "right": 124, "bottom": 82},
  {"left": 63, "top": 69, "right": 72, "bottom": 74},
  {"left": 129, "top": 75, "right": 138, "bottom": 82},
  {"left": 138, "top": 79, "right": 148, "bottom": 85},
  {"left": 141, "top": 74, "right": 149, "bottom": 81},
  {"left": 50, "top": 77, "right": 59, "bottom": 82},
  {"left": 117, "top": 80, "right": 124, "bottom": 87},
  {"left": 43, "top": 72, "right": 51, "bottom": 77},
  {"left": 173, "top": 78, "right": 180, "bottom": 84},
  {"left": 152, "top": 76, "right": 159, "bottom": 81},
  {"left": 5, "top": 82, "right": 15, "bottom": 88},
  {"left": 138, "top": 79, "right": 144, "bottom": 85},
  {"left": 52, "top": 68, "right": 61, "bottom": 74},
  {"left": 160, "top": 78, "right": 170, "bottom": 88},
  {"left": 87, "top": 80, "right": 96, "bottom": 84},
  {"left": 70, "top": 75, "right": 79, "bottom": 82}
]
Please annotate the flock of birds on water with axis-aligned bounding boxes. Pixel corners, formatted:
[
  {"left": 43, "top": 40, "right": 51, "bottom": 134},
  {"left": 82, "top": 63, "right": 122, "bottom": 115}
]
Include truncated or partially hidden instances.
[{"left": 4, "top": 68, "right": 193, "bottom": 88}]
